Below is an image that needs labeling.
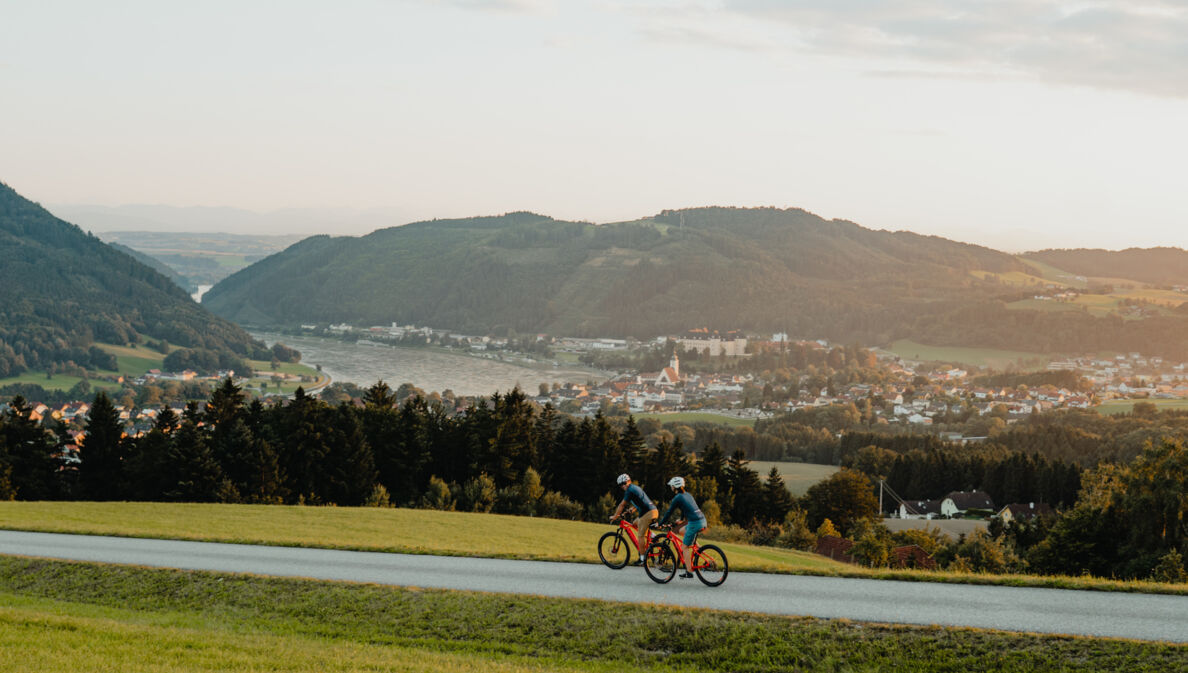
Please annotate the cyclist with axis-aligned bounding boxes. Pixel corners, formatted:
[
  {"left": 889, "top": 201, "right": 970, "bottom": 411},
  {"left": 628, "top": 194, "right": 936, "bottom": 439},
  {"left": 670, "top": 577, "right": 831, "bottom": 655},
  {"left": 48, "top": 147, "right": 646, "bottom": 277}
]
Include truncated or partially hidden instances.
[
  {"left": 657, "top": 476, "right": 707, "bottom": 579},
  {"left": 609, "top": 473, "right": 658, "bottom": 566}
]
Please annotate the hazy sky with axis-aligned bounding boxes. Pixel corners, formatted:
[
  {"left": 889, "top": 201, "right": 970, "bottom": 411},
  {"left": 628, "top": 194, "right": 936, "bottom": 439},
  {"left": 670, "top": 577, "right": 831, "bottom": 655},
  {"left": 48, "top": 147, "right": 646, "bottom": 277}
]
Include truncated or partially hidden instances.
[{"left": 2, "top": 0, "right": 1186, "bottom": 251}]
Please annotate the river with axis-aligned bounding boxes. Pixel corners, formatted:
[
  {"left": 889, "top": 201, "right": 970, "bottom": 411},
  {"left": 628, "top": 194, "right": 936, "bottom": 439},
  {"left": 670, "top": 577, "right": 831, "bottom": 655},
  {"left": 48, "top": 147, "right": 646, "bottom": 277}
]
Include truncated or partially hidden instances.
[{"left": 250, "top": 332, "right": 606, "bottom": 397}]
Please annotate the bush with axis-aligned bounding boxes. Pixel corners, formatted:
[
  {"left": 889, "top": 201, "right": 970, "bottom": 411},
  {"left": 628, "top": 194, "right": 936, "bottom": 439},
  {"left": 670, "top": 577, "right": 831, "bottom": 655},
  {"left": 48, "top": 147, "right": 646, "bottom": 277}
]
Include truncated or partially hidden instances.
[
  {"left": 536, "top": 491, "right": 583, "bottom": 520},
  {"left": 419, "top": 476, "right": 455, "bottom": 511},
  {"left": 776, "top": 509, "right": 816, "bottom": 551},
  {"left": 459, "top": 474, "right": 496, "bottom": 513},
  {"left": 363, "top": 484, "right": 392, "bottom": 508},
  {"left": 1150, "top": 550, "right": 1188, "bottom": 584}
]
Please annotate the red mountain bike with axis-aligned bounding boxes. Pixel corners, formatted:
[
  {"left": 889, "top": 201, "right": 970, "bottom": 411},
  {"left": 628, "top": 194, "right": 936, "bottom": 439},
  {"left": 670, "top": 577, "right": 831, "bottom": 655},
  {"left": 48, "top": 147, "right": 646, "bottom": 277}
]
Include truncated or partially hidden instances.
[
  {"left": 643, "top": 524, "right": 729, "bottom": 586},
  {"left": 598, "top": 510, "right": 653, "bottom": 569}
]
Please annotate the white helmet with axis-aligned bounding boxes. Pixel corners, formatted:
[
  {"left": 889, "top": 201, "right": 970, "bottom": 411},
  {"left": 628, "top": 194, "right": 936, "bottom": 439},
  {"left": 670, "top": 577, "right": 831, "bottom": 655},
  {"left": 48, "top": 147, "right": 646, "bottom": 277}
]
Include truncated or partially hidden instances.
[
  {"left": 667, "top": 476, "right": 685, "bottom": 489},
  {"left": 616, "top": 473, "right": 631, "bottom": 485}
]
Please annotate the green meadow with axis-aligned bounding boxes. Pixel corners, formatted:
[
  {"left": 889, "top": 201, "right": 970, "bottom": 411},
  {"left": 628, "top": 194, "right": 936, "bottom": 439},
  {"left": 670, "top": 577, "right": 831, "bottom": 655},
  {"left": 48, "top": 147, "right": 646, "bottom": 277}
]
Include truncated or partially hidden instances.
[
  {"left": 885, "top": 340, "right": 1050, "bottom": 370},
  {"left": 1, "top": 558, "right": 1182, "bottom": 673},
  {"left": 749, "top": 461, "right": 840, "bottom": 496}
]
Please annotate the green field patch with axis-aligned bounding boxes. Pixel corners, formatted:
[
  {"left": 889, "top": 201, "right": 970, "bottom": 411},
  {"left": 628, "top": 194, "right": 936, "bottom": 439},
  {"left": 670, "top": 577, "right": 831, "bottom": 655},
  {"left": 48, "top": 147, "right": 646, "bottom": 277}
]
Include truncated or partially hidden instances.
[
  {"left": 1, "top": 559, "right": 1182, "bottom": 673},
  {"left": 969, "top": 269, "right": 1053, "bottom": 287},
  {"left": 749, "top": 461, "right": 840, "bottom": 496},
  {"left": 1096, "top": 399, "right": 1188, "bottom": 415},
  {"left": 94, "top": 342, "right": 173, "bottom": 377},
  {"left": 885, "top": 340, "right": 1050, "bottom": 370},
  {"left": 634, "top": 412, "right": 757, "bottom": 428},
  {"left": 1016, "top": 258, "right": 1089, "bottom": 288},
  {"left": 0, "top": 372, "right": 123, "bottom": 394}
]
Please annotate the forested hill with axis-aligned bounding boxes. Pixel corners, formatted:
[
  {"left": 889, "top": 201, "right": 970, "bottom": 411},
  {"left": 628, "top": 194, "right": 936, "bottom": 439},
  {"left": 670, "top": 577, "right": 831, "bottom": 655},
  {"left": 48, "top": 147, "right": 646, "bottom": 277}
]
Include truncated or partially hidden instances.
[
  {"left": 203, "top": 206, "right": 1188, "bottom": 358},
  {"left": 0, "top": 181, "right": 268, "bottom": 377},
  {"left": 1023, "top": 248, "right": 1188, "bottom": 286}
]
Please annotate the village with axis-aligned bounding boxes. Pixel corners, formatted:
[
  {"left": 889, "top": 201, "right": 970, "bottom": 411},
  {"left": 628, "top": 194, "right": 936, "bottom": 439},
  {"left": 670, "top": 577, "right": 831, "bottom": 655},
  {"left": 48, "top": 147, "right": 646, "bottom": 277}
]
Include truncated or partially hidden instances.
[{"left": 11, "top": 323, "right": 1188, "bottom": 457}]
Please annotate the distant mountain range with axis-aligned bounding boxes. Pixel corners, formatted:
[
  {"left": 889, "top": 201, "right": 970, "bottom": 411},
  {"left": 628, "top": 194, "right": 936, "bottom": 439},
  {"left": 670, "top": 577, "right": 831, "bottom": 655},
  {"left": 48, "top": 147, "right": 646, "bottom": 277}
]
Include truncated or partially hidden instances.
[
  {"left": 200, "top": 207, "right": 1188, "bottom": 359},
  {"left": 0, "top": 182, "right": 272, "bottom": 378},
  {"left": 51, "top": 203, "right": 410, "bottom": 237}
]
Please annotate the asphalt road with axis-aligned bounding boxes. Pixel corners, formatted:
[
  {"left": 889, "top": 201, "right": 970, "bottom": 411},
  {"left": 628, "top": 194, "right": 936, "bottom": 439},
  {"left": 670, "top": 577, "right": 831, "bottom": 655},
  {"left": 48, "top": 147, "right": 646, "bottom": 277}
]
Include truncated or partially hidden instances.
[{"left": 2, "top": 530, "right": 1186, "bottom": 643}]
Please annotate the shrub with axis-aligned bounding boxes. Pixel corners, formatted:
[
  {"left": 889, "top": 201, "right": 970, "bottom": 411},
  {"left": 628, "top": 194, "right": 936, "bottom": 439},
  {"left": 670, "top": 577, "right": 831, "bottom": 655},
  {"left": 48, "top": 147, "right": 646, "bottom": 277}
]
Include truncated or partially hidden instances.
[
  {"left": 459, "top": 474, "right": 496, "bottom": 513},
  {"left": 1151, "top": 550, "right": 1188, "bottom": 584},
  {"left": 419, "top": 476, "right": 455, "bottom": 511}
]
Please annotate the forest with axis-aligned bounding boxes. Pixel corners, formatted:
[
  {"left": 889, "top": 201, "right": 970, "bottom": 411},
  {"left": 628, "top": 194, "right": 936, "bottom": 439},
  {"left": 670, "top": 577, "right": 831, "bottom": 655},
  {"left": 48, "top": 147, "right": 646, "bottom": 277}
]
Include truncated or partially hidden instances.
[
  {"left": 203, "top": 206, "right": 1188, "bottom": 359},
  {"left": 0, "top": 181, "right": 297, "bottom": 378}
]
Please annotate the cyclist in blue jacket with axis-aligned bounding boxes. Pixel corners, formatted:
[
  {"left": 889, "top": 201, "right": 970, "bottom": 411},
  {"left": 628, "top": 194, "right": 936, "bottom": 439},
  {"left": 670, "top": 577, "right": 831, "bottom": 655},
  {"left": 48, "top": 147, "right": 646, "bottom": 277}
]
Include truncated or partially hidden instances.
[
  {"left": 657, "top": 476, "right": 707, "bottom": 579},
  {"left": 610, "top": 473, "right": 658, "bottom": 566}
]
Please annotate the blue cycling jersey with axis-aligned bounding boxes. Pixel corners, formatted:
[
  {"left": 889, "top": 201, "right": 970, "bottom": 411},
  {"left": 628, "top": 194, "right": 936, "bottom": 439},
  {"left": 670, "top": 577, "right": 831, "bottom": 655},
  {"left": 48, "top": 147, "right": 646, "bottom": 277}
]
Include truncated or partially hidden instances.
[
  {"left": 659, "top": 492, "right": 705, "bottom": 525},
  {"left": 622, "top": 483, "right": 657, "bottom": 513}
]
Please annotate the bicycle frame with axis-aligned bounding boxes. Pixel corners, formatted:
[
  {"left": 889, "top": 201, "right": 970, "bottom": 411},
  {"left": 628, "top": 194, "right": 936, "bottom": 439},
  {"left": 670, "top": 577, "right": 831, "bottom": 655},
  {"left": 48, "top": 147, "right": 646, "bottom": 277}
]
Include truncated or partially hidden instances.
[
  {"left": 652, "top": 527, "right": 704, "bottom": 570},
  {"left": 613, "top": 515, "right": 653, "bottom": 554}
]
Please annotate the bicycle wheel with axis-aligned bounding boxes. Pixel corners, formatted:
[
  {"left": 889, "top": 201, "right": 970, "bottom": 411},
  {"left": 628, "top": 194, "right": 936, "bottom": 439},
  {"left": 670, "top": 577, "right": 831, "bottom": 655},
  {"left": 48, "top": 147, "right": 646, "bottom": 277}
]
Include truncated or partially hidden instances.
[
  {"left": 692, "top": 544, "right": 728, "bottom": 587},
  {"left": 644, "top": 541, "right": 677, "bottom": 584},
  {"left": 598, "top": 531, "right": 631, "bottom": 569}
]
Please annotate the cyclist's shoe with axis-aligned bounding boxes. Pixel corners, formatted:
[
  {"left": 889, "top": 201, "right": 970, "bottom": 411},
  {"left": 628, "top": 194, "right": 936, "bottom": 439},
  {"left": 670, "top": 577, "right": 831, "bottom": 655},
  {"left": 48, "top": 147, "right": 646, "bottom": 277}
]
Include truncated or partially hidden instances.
[
  {"left": 631, "top": 558, "right": 644, "bottom": 566},
  {"left": 679, "top": 571, "right": 694, "bottom": 579}
]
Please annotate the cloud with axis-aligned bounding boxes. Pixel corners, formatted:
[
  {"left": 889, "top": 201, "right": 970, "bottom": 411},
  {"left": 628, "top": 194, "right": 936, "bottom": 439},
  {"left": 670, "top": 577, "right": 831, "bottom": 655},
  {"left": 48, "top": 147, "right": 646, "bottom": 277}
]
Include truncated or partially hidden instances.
[
  {"left": 434, "top": 0, "right": 553, "bottom": 12},
  {"left": 634, "top": 1, "right": 1188, "bottom": 97}
]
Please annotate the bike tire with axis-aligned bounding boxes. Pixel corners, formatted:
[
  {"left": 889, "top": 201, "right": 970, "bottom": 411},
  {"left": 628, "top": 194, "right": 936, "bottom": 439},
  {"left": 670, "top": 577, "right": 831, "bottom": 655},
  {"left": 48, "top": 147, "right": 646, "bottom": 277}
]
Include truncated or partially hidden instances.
[
  {"left": 644, "top": 541, "right": 677, "bottom": 584},
  {"left": 598, "top": 531, "right": 630, "bottom": 569},
  {"left": 692, "top": 544, "right": 728, "bottom": 587}
]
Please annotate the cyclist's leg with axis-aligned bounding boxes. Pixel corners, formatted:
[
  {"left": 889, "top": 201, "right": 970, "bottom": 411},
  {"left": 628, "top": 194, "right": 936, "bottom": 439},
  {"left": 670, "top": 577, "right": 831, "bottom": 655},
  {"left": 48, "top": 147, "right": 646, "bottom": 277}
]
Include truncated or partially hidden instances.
[
  {"left": 681, "top": 520, "right": 705, "bottom": 576},
  {"left": 635, "top": 508, "right": 657, "bottom": 561}
]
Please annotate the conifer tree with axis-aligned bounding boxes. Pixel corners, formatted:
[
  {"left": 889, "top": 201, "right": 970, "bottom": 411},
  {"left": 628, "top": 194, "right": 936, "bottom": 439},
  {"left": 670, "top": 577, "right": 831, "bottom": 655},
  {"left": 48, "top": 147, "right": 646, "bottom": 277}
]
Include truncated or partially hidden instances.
[{"left": 79, "top": 391, "right": 126, "bottom": 500}]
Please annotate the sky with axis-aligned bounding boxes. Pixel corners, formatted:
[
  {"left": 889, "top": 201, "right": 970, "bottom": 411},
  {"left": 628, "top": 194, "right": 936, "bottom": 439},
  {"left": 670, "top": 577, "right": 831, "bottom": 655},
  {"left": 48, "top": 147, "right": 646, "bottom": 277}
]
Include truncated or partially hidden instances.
[{"left": 2, "top": 0, "right": 1186, "bottom": 251}]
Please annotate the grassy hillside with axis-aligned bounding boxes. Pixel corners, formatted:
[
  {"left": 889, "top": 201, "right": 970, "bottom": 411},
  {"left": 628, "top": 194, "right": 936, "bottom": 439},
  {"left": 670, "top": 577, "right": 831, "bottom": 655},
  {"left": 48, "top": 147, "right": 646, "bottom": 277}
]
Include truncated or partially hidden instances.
[{"left": 0, "top": 502, "right": 837, "bottom": 573}]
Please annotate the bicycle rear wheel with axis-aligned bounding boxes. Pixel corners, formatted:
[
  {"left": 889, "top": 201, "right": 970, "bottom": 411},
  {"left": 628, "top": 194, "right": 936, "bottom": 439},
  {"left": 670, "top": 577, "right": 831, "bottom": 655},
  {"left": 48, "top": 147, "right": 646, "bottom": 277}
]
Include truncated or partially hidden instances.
[
  {"left": 692, "top": 544, "right": 728, "bottom": 586},
  {"left": 644, "top": 541, "right": 677, "bottom": 584},
  {"left": 598, "top": 531, "right": 631, "bottom": 569}
]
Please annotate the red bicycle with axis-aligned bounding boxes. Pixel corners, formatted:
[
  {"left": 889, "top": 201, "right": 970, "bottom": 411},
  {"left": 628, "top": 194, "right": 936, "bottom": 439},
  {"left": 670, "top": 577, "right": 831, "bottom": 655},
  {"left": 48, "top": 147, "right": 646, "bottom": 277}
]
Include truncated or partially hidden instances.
[
  {"left": 598, "top": 509, "right": 653, "bottom": 569},
  {"left": 643, "top": 524, "right": 729, "bottom": 586}
]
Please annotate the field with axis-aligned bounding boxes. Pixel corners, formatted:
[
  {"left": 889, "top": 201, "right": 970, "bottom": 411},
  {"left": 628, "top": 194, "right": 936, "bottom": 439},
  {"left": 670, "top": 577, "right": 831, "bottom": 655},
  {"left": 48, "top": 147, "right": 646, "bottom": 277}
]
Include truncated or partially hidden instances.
[
  {"left": 1096, "top": 399, "right": 1188, "bottom": 415},
  {"left": 1017, "top": 259, "right": 1090, "bottom": 288},
  {"left": 3, "top": 558, "right": 1181, "bottom": 673},
  {"left": 884, "top": 340, "right": 1050, "bottom": 370},
  {"left": 749, "top": 461, "right": 839, "bottom": 496},
  {"left": 0, "top": 372, "right": 123, "bottom": 393},
  {"left": 634, "top": 411, "right": 757, "bottom": 428}
]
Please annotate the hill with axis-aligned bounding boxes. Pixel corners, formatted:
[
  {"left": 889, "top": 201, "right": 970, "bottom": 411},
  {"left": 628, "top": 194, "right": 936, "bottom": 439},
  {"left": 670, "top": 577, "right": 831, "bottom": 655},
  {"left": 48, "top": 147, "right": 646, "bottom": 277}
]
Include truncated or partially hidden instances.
[
  {"left": 108, "top": 242, "right": 198, "bottom": 294},
  {"left": 202, "top": 207, "right": 1188, "bottom": 358},
  {"left": 1023, "top": 248, "right": 1188, "bottom": 287},
  {"left": 0, "top": 181, "right": 283, "bottom": 377}
]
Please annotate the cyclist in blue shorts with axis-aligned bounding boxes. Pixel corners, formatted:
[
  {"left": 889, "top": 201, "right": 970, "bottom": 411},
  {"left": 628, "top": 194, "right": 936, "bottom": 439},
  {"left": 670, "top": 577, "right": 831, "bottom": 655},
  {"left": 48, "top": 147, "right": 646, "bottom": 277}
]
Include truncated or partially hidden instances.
[
  {"left": 657, "top": 476, "right": 707, "bottom": 579},
  {"left": 609, "top": 473, "right": 658, "bottom": 566}
]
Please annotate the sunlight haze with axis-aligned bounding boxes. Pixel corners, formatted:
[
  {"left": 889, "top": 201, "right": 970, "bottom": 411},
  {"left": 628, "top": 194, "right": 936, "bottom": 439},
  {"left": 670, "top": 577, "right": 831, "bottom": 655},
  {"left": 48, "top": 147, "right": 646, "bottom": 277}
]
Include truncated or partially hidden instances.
[{"left": 2, "top": 0, "right": 1185, "bottom": 251}]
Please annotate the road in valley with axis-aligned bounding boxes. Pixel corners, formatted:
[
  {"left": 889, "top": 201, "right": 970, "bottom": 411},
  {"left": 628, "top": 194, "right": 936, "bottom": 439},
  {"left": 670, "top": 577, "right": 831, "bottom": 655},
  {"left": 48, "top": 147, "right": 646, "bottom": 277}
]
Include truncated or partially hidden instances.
[{"left": 1, "top": 530, "right": 1185, "bottom": 643}]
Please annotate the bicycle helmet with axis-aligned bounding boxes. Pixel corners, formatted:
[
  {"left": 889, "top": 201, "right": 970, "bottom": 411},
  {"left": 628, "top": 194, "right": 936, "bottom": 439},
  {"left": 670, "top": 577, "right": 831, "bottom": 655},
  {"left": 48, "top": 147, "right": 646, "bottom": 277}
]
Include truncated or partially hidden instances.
[
  {"left": 667, "top": 476, "right": 685, "bottom": 489},
  {"left": 616, "top": 473, "right": 631, "bottom": 485}
]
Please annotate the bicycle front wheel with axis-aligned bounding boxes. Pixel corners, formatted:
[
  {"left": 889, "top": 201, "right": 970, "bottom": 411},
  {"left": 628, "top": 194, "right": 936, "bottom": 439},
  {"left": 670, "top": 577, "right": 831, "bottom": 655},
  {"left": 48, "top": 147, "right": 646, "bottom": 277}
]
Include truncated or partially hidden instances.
[
  {"left": 693, "top": 544, "right": 728, "bottom": 586},
  {"left": 644, "top": 541, "right": 677, "bottom": 584},
  {"left": 598, "top": 531, "right": 630, "bottom": 569}
]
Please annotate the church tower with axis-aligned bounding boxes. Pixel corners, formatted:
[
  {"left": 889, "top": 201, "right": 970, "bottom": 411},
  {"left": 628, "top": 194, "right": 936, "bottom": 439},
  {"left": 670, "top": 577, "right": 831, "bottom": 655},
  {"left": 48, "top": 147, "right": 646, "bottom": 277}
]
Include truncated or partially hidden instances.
[{"left": 670, "top": 352, "right": 680, "bottom": 379}]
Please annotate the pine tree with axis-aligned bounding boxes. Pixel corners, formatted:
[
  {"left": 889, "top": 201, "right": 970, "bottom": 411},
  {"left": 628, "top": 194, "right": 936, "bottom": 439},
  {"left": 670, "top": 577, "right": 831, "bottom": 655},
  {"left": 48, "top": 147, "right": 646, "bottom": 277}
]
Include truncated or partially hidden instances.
[
  {"left": 79, "top": 391, "right": 126, "bottom": 500},
  {"left": 763, "top": 467, "right": 796, "bottom": 523},
  {"left": 1, "top": 396, "right": 62, "bottom": 500}
]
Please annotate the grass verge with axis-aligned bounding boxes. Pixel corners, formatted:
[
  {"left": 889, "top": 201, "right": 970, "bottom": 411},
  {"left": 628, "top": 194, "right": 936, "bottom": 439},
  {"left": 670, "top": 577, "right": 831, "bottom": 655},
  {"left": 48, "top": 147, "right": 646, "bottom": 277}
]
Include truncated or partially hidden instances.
[{"left": 1, "top": 557, "right": 1183, "bottom": 673}]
